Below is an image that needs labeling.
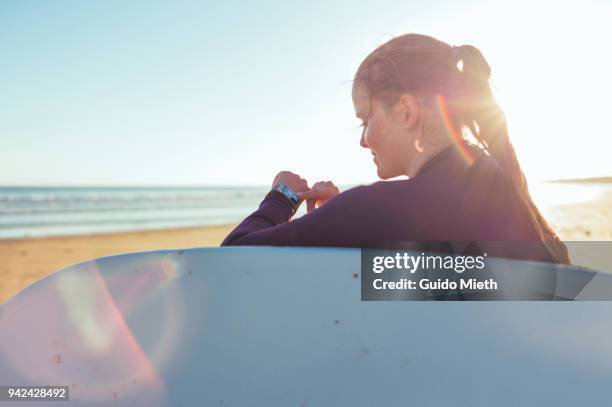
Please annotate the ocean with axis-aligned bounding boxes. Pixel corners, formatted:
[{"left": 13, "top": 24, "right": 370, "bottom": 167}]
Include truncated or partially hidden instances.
[
  {"left": 0, "top": 182, "right": 610, "bottom": 239},
  {"left": 0, "top": 186, "right": 269, "bottom": 239}
]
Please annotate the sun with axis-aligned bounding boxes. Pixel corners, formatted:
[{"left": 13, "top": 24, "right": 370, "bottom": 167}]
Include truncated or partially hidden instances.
[{"left": 434, "top": 0, "right": 612, "bottom": 183}]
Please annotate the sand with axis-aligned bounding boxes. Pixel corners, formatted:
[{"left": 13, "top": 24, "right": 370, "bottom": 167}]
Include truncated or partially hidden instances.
[
  {"left": 0, "top": 224, "right": 235, "bottom": 305},
  {"left": 542, "top": 196, "right": 612, "bottom": 241},
  {"left": 1, "top": 190, "right": 611, "bottom": 304}
]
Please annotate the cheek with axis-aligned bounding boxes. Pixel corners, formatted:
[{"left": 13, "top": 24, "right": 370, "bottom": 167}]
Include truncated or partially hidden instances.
[{"left": 364, "top": 119, "right": 387, "bottom": 150}]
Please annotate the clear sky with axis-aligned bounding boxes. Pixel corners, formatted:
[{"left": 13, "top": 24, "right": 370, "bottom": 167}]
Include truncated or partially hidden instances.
[{"left": 2, "top": 0, "right": 611, "bottom": 186}]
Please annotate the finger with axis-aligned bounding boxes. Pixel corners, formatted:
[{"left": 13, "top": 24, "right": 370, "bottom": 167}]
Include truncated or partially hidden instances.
[
  {"left": 297, "top": 188, "right": 327, "bottom": 199},
  {"left": 297, "top": 189, "right": 326, "bottom": 200},
  {"left": 307, "top": 198, "right": 316, "bottom": 213},
  {"left": 308, "top": 187, "right": 338, "bottom": 199}
]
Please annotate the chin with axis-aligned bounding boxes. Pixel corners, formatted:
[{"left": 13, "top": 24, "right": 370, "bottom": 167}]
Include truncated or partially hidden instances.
[
  {"left": 376, "top": 166, "right": 390, "bottom": 180},
  {"left": 376, "top": 164, "right": 403, "bottom": 180}
]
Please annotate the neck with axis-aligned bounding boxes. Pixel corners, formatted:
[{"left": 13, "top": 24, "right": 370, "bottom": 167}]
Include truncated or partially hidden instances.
[{"left": 406, "top": 141, "right": 454, "bottom": 178}]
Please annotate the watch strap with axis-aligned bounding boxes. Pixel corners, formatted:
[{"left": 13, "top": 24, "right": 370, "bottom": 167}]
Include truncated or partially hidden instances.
[{"left": 270, "top": 183, "right": 300, "bottom": 214}]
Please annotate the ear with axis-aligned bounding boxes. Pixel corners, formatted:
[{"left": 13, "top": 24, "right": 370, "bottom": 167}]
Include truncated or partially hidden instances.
[{"left": 396, "top": 94, "right": 420, "bottom": 130}]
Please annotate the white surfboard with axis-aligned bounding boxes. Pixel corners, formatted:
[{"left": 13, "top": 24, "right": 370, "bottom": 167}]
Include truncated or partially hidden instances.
[{"left": 1, "top": 247, "right": 612, "bottom": 406}]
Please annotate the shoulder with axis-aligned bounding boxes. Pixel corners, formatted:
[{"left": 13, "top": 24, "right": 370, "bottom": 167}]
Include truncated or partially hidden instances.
[
  {"left": 332, "top": 178, "right": 439, "bottom": 221},
  {"left": 461, "top": 152, "right": 540, "bottom": 237},
  {"left": 466, "top": 153, "right": 519, "bottom": 201},
  {"left": 339, "top": 179, "right": 418, "bottom": 200}
]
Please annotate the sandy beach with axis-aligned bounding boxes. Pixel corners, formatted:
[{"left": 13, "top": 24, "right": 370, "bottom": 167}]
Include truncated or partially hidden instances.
[
  {"left": 1, "top": 189, "right": 611, "bottom": 305},
  {"left": 0, "top": 224, "right": 235, "bottom": 305}
]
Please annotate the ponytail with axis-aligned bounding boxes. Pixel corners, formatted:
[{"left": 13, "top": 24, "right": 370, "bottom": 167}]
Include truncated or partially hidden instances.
[{"left": 454, "top": 45, "right": 571, "bottom": 264}]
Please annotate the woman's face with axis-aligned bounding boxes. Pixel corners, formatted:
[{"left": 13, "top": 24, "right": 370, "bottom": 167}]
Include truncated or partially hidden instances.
[{"left": 352, "top": 81, "right": 419, "bottom": 179}]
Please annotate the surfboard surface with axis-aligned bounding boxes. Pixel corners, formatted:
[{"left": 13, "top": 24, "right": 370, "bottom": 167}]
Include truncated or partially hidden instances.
[{"left": 1, "top": 247, "right": 612, "bottom": 406}]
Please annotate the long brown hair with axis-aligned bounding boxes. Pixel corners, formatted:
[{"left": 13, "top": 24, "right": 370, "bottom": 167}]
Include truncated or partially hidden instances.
[{"left": 354, "top": 33, "right": 570, "bottom": 264}]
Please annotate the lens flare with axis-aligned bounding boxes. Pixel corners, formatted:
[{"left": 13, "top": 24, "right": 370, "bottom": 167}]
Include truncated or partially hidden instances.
[
  {"left": 0, "top": 250, "right": 194, "bottom": 405},
  {"left": 436, "top": 94, "right": 476, "bottom": 166}
]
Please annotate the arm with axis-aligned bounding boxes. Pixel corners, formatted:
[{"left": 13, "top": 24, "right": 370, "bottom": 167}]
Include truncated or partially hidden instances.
[
  {"left": 220, "top": 190, "right": 295, "bottom": 245},
  {"left": 221, "top": 185, "right": 377, "bottom": 247}
]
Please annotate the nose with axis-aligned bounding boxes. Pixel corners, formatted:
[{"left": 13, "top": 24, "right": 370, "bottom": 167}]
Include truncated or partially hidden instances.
[{"left": 359, "top": 128, "right": 368, "bottom": 148}]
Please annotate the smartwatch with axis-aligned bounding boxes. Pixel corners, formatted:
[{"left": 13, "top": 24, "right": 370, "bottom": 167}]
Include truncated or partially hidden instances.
[{"left": 271, "top": 183, "right": 300, "bottom": 214}]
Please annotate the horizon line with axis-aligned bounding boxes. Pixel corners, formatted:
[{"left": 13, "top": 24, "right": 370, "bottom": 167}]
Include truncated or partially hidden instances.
[{"left": 1, "top": 175, "right": 611, "bottom": 189}]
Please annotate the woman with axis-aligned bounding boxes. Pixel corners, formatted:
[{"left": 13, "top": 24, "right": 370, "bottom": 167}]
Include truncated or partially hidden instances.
[{"left": 221, "top": 33, "right": 569, "bottom": 265}]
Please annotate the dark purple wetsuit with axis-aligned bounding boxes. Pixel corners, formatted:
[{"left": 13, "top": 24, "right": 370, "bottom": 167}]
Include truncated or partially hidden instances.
[{"left": 221, "top": 144, "right": 555, "bottom": 263}]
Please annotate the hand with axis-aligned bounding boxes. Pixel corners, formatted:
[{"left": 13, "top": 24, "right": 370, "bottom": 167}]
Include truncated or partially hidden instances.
[
  {"left": 296, "top": 181, "right": 339, "bottom": 213},
  {"left": 271, "top": 171, "right": 310, "bottom": 193}
]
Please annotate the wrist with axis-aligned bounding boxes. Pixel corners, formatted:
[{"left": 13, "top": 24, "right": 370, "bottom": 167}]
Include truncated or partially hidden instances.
[{"left": 270, "top": 183, "right": 300, "bottom": 215}]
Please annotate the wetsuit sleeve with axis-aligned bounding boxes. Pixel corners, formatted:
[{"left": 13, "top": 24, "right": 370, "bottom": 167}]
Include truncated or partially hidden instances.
[{"left": 220, "top": 185, "right": 380, "bottom": 247}]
